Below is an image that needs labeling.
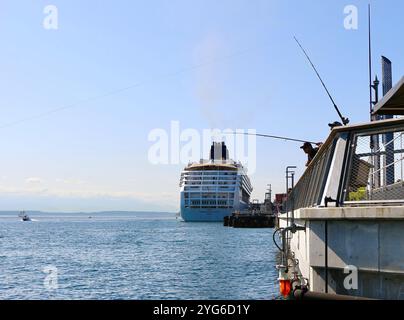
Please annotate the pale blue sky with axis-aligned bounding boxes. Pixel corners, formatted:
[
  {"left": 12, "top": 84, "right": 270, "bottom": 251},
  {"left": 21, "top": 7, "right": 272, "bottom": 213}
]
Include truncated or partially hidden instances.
[{"left": 0, "top": 0, "right": 403, "bottom": 212}]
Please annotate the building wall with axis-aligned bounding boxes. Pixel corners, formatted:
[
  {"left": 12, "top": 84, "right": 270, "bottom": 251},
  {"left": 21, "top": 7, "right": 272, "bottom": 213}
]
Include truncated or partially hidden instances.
[{"left": 280, "top": 209, "right": 404, "bottom": 299}]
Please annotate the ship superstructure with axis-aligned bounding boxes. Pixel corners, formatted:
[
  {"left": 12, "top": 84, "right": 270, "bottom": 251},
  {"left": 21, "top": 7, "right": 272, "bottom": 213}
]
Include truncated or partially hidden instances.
[{"left": 179, "top": 142, "right": 252, "bottom": 222}]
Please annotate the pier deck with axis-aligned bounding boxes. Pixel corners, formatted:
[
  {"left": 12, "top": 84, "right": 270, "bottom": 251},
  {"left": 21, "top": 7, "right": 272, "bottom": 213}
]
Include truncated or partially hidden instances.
[{"left": 224, "top": 212, "right": 275, "bottom": 228}]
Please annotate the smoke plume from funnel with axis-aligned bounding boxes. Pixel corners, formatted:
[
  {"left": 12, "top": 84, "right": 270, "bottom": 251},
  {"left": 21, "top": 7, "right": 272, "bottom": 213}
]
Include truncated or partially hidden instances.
[{"left": 193, "top": 34, "right": 226, "bottom": 129}]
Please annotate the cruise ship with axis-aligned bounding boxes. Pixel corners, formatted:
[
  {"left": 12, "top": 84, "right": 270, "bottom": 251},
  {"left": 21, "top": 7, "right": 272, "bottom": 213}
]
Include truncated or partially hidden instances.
[{"left": 179, "top": 142, "right": 253, "bottom": 222}]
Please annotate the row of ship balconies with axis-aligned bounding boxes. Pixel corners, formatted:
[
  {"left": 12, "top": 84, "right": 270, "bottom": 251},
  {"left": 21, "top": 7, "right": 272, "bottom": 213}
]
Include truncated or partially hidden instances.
[
  {"left": 184, "top": 181, "right": 237, "bottom": 185},
  {"left": 183, "top": 186, "right": 237, "bottom": 191},
  {"left": 184, "top": 192, "right": 234, "bottom": 199},
  {"left": 184, "top": 199, "right": 234, "bottom": 208}
]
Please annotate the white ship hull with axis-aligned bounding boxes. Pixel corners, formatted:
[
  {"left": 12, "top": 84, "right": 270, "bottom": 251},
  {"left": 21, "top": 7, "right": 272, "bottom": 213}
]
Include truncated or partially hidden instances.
[{"left": 180, "top": 202, "right": 249, "bottom": 222}]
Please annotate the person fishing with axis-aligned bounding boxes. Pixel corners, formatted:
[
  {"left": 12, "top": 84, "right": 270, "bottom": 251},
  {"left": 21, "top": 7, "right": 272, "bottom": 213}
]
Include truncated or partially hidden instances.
[{"left": 300, "top": 142, "right": 323, "bottom": 167}]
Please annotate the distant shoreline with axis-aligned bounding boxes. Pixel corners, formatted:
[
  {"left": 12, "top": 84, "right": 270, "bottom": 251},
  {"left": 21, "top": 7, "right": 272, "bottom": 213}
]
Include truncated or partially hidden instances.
[{"left": 0, "top": 210, "right": 177, "bottom": 215}]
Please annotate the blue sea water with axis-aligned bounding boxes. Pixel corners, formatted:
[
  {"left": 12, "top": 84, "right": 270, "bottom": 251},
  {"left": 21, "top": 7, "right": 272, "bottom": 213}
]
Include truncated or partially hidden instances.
[{"left": 0, "top": 212, "right": 280, "bottom": 300}]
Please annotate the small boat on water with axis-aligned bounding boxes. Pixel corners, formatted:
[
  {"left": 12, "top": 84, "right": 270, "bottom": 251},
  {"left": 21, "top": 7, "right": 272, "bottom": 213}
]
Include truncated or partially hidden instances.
[{"left": 18, "top": 211, "right": 31, "bottom": 222}]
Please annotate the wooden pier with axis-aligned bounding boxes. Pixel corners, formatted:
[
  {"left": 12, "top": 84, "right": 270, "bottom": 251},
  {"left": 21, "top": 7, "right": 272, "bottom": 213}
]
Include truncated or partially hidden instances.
[
  {"left": 224, "top": 199, "right": 276, "bottom": 228},
  {"left": 224, "top": 213, "right": 275, "bottom": 228}
]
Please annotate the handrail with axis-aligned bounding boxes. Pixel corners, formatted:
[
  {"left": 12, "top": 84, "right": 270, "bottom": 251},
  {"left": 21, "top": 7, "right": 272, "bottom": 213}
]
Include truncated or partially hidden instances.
[
  {"left": 288, "top": 117, "right": 404, "bottom": 211},
  {"left": 304, "top": 117, "right": 404, "bottom": 173}
]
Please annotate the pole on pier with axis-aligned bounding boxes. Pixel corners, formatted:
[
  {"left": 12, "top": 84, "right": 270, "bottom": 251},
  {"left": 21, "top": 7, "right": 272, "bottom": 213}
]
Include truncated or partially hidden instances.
[{"left": 381, "top": 56, "right": 395, "bottom": 186}]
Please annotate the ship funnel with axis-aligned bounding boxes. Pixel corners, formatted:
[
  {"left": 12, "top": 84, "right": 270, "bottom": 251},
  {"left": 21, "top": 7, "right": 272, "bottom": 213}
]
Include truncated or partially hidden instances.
[{"left": 210, "top": 142, "right": 229, "bottom": 161}]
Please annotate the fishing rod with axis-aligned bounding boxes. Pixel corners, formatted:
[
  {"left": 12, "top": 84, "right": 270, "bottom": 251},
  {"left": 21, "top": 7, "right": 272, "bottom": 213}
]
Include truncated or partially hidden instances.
[
  {"left": 294, "top": 36, "right": 350, "bottom": 126},
  {"left": 232, "top": 132, "right": 319, "bottom": 145}
]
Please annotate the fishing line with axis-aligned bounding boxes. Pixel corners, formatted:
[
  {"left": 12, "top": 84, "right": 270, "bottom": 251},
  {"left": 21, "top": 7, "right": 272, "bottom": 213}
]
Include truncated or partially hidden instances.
[
  {"left": 232, "top": 132, "right": 318, "bottom": 145},
  {"left": 0, "top": 45, "right": 261, "bottom": 130}
]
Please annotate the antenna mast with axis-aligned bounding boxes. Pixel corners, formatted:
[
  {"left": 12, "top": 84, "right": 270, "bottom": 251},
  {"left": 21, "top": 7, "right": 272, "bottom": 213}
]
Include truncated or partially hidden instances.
[{"left": 294, "top": 37, "right": 350, "bottom": 125}]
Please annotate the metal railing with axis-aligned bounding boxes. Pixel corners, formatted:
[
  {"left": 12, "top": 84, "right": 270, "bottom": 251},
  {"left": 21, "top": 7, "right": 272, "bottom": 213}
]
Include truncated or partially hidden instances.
[
  {"left": 286, "top": 139, "right": 336, "bottom": 211},
  {"left": 285, "top": 118, "right": 404, "bottom": 211}
]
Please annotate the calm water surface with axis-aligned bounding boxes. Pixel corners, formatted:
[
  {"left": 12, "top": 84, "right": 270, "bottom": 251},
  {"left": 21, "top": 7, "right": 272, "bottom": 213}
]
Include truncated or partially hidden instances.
[{"left": 0, "top": 212, "right": 280, "bottom": 300}]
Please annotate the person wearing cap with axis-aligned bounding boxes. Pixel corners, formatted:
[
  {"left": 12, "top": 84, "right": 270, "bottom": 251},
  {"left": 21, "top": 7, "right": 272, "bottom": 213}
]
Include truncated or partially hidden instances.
[{"left": 301, "top": 142, "right": 323, "bottom": 167}]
